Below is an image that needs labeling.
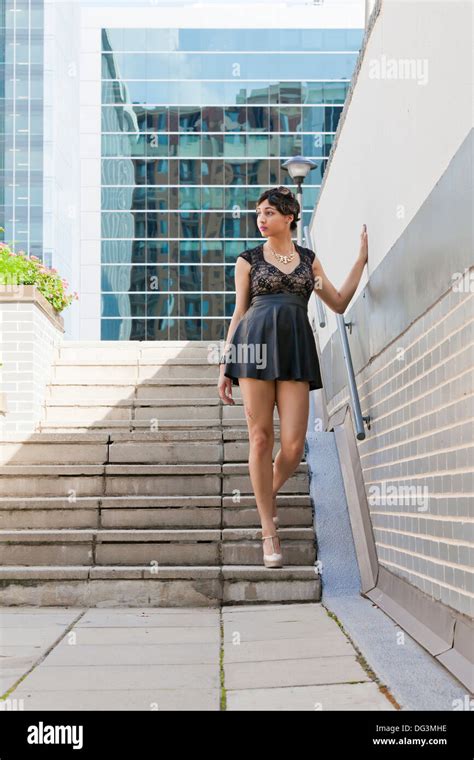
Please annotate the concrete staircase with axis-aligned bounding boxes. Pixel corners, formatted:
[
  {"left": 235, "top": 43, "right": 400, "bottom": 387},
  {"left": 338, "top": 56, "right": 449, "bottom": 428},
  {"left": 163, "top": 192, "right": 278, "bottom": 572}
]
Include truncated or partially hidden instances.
[{"left": 0, "top": 341, "right": 321, "bottom": 607}]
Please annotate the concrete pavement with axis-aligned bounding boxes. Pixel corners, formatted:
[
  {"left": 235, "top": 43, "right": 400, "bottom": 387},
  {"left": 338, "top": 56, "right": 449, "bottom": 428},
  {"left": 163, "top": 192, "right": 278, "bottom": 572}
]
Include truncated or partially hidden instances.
[{"left": 0, "top": 602, "right": 397, "bottom": 711}]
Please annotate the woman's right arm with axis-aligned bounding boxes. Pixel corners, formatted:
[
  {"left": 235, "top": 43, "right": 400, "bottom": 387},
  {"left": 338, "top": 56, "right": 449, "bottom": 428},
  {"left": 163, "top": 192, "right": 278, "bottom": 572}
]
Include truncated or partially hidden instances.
[{"left": 217, "top": 257, "right": 251, "bottom": 402}]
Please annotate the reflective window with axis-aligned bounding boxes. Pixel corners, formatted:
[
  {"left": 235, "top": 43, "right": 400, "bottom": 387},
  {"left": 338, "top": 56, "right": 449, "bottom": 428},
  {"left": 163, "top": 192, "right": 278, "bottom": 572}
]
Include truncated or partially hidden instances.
[
  {"left": 100, "top": 27, "right": 362, "bottom": 339},
  {"left": 1, "top": 2, "right": 43, "bottom": 256},
  {"left": 106, "top": 28, "right": 364, "bottom": 53},
  {"left": 101, "top": 53, "right": 357, "bottom": 81}
]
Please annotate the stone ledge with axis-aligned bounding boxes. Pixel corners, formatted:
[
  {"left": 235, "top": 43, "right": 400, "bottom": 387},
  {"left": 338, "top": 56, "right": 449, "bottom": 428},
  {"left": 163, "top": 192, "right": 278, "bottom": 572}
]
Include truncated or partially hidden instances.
[{"left": 0, "top": 285, "right": 64, "bottom": 333}]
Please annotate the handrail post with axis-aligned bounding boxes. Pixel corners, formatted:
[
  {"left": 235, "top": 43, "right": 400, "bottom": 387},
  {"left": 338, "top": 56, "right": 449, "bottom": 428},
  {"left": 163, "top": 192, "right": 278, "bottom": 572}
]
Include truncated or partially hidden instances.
[{"left": 336, "top": 314, "right": 370, "bottom": 440}]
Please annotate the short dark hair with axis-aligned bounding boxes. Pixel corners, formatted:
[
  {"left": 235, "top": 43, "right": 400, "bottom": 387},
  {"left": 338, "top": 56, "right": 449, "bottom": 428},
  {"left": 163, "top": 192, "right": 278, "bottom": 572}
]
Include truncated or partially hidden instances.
[{"left": 256, "top": 186, "right": 300, "bottom": 231}]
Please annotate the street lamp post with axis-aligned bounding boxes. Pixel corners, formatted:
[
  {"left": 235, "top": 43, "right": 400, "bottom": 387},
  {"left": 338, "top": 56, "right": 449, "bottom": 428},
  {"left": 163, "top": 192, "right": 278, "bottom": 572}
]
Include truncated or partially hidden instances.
[{"left": 281, "top": 156, "right": 317, "bottom": 245}]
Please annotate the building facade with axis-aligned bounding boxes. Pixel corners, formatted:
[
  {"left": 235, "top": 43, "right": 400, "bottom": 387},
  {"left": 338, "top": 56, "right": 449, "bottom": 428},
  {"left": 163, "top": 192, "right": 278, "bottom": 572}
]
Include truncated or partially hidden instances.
[
  {"left": 0, "top": 1, "right": 366, "bottom": 340},
  {"left": 99, "top": 25, "right": 363, "bottom": 341},
  {"left": 0, "top": 0, "right": 44, "bottom": 261}
]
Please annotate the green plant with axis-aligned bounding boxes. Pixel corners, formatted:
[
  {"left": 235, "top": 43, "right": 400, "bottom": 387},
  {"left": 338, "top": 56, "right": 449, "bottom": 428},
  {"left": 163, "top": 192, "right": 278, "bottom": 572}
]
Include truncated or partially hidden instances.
[{"left": 0, "top": 238, "right": 78, "bottom": 313}]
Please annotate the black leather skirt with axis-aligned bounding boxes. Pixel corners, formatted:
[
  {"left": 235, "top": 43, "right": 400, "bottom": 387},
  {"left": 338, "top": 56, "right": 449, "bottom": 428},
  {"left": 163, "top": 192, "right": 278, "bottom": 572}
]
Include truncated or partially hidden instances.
[{"left": 223, "top": 293, "right": 323, "bottom": 391}]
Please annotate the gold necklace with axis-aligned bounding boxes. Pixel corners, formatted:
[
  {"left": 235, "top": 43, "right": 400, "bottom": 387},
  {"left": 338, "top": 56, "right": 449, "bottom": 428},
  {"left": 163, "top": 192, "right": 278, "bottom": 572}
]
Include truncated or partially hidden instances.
[{"left": 267, "top": 242, "right": 297, "bottom": 265}]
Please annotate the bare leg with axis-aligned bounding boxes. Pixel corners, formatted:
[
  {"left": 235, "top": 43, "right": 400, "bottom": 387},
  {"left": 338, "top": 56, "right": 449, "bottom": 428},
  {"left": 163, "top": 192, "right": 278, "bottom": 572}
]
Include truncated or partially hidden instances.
[
  {"left": 272, "top": 464, "right": 278, "bottom": 517},
  {"left": 273, "top": 380, "right": 310, "bottom": 515},
  {"left": 238, "top": 378, "right": 280, "bottom": 556}
]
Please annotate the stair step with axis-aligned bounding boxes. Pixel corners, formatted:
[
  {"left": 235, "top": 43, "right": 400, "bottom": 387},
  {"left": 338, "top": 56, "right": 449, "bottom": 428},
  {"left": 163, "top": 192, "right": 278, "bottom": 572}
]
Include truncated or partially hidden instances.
[
  {"left": 0, "top": 435, "right": 110, "bottom": 465},
  {"left": 108, "top": 440, "right": 223, "bottom": 464},
  {"left": 222, "top": 529, "right": 316, "bottom": 566},
  {"left": 53, "top": 358, "right": 216, "bottom": 366},
  {"left": 0, "top": 463, "right": 306, "bottom": 498},
  {"left": 46, "top": 385, "right": 222, "bottom": 401},
  {"left": 48, "top": 375, "right": 220, "bottom": 387},
  {"left": 0, "top": 528, "right": 221, "bottom": 566},
  {"left": 41, "top": 403, "right": 275, "bottom": 425},
  {"left": 52, "top": 363, "right": 220, "bottom": 383},
  {"left": 42, "top": 404, "right": 223, "bottom": 424},
  {"left": 58, "top": 340, "right": 213, "bottom": 362},
  {"left": 0, "top": 339, "right": 319, "bottom": 606},
  {"left": 37, "top": 421, "right": 221, "bottom": 431},
  {"left": 44, "top": 398, "right": 225, "bottom": 407},
  {"left": 0, "top": 565, "right": 321, "bottom": 606},
  {"left": 1, "top": 431, "right": 229, "bottom": 465},
  {"left": 137, "top": 384, "right": 231, "bottom": 400},
  {"left": 0, "top": 463, "right": 222, "bottom": 497},
  {"left": 0, "top": 495, "right": 312, "bottom": 530},
  {"left": 0, "top": 527, "right": 315, "bottom": 567},
  {"left": 37, "top": 418, "right": 258, "bottom": 431}
]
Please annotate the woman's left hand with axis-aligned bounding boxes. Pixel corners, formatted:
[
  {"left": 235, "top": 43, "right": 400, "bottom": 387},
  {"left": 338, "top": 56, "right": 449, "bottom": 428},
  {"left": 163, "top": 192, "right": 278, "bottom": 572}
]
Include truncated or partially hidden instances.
[{"left": 359, "top": 224, "right": 368, "bottom": 265}]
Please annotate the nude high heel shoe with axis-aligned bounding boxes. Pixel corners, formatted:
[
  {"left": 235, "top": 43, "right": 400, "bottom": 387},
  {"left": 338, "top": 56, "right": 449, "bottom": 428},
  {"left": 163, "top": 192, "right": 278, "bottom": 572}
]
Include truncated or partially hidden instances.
[{"left": 261, "top": 530, "right": 283, "bottom": 568}]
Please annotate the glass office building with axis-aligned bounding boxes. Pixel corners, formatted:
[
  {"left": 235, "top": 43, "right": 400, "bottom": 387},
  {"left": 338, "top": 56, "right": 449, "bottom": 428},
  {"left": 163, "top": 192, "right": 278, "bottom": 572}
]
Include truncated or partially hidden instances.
[
  {"left": 101, "top": 27, "right": 364, "bottom": 341},
  {"left": 0, "top": 0, "right": 44, "bottom": 260},
  {"left": 0, "top": 14, "right": 364, "bottom": 340}
]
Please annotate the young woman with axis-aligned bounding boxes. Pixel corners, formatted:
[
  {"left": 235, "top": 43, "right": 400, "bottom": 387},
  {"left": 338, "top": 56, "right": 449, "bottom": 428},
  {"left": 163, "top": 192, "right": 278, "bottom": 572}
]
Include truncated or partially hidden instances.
[{"left": 217, "top": 186, "right": 368, "bottom": 568}]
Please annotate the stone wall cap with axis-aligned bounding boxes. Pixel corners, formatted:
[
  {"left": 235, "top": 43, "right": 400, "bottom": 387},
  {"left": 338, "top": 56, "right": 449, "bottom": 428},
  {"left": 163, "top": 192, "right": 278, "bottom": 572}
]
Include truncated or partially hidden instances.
[{"left": 0, "top": 285, "right": 65, "bottom": 332}]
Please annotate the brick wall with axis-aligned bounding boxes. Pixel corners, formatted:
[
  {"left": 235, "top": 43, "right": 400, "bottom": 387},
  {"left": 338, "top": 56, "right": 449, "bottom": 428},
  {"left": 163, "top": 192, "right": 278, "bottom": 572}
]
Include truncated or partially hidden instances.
[
  {"left": 327, "top": 285, "right": 474, "bottom": 619},
  {"left": 0, "top": 287, "right": 64, "bottom": 433}
]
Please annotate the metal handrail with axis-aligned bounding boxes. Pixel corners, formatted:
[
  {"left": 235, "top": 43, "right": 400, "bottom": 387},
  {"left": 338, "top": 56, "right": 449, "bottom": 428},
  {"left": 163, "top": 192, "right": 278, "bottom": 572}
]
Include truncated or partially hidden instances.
[
  {"left": 304, "top": 225, "right": 370, "bottom": 440},
  {"left": 336, "top": 315, "right": 370, "bottom": 440}
]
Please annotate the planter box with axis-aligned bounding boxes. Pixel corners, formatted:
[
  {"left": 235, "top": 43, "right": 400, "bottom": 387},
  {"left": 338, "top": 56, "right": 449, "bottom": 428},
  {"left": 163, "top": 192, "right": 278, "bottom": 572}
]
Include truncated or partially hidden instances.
[{"left": 0, "top": 286, "right": 64, "bottom": 433}]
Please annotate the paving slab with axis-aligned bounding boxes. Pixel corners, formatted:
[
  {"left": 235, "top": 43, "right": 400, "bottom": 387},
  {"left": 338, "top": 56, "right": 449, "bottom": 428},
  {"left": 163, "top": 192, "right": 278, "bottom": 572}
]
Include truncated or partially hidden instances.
[
  {"left": 0, "top": 627, "right": 81, "bottom": 647},
  {"left": 224, "top": 656, "right": 370, "bottom": 690},
  {"left": 39, "top": 642, "right": 220, "bottom": 667},
  {"left": 223, "top": 636, "right": 354, "bottom": 662},
  {"left": 73, "top": 611, "right": 218, "bottom": 628},
  {"left": 226, "top": 682, "right": 395, "bottom": 711},
  {"left": 9, "top": 664, "right": 219, "bottom": 691},
  {"left": 222, "top": 621, "right": 339, "bottom": 642},
  {"left": 59, "top": 627, "right": 220, "bottom": 646},
  {"left": 0, "top": 608, "right": 83, "bottom": 625},
  {"left": 6, "top": 688, "right": 219, "bottom": 711},
  {"left": 0, "top": 651, "right": 40, "bottom": 671}
]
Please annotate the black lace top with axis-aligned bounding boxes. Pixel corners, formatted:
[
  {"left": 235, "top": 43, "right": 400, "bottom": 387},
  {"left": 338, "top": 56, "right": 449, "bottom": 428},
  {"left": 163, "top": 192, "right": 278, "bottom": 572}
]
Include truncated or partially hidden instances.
[{"left": 237, "top": 242, "right": 316, "bottom": 302}]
